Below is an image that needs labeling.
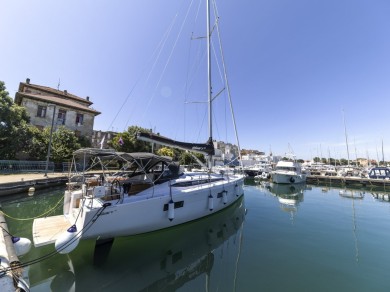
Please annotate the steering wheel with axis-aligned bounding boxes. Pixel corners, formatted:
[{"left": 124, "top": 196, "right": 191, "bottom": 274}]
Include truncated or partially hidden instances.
[{"left": 111, "top": 179, "right": 121, "bottom": 194}]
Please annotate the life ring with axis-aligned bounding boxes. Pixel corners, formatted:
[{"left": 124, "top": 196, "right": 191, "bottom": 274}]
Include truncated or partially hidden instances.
[
  {"left": 262, "top": 172, "right": 268, "bottom": 179},
  {"left": 289, "top": 177, "right": 295, "bottom": 183}
]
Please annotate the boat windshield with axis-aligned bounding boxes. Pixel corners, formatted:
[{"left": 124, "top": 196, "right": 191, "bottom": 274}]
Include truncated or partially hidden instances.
[{"left": 276, "top": 167, "right": 297, "bottom": 171}]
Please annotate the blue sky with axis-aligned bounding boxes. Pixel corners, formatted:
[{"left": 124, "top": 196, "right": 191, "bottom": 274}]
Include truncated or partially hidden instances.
[{"left": 2, "top": 0, "right": 390, "bottom": 161}]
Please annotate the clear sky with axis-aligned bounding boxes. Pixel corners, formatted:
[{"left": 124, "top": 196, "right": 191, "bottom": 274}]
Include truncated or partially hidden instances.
[{"left": 2, "top": 0, "right": 390, "bottom": 161}]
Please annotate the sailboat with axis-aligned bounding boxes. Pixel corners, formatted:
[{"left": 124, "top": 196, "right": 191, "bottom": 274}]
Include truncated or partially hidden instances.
[
  {"left": 31, "top": 0, "right": 245, "bottom": 254},
  {"left": 31, "top": 198, "right": 246, "bottom": 291}
]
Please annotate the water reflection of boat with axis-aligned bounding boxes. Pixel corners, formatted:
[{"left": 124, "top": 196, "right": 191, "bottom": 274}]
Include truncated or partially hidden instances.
[
  {"left": 267, "top": 183, "right": 305, "bottom": 203},
  {"left": 30, "top": 197, "right": 246, "bottom": 291},
  {"left": 273, "top": 184, "right": 304, "bottom": 212},
  {"left": 371, "top": 192, "right": 390, "bottom": 202},
  {"left": 339, "top": 190, "right": 364, "bottom": 199},
  {"left": 262, "top": 183, "right": 305, "bottom": 222}
]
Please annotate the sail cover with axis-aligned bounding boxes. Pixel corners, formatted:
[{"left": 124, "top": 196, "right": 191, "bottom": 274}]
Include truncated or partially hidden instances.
[{"left": 137, "top": 132, "right": 215, "bottom": 156}]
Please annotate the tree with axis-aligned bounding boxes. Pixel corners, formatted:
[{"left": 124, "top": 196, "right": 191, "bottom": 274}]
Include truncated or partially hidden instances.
[
  {"left": 0, "top": 81, "right": 32, "bottom": 159},
  {"left": 77, "top": 135, "right": 91, "bottom": 148},
  {"left": 179, "top": 151, "right": 206, "bottom": 166},
  {"left": 23, "top": 126, "right": 81, "bottom": 162},
  {"left": 110, "top": 126, "right": 152, "bottom": 153},
  {"left": 49, "top": 126, "right": 81, "bottom": 162},
  {"left": 25, "top": 126, "right": 46, "bottom": 160},
  {"left": 157, "top": 147, "right": 175, "bottom": 158},
  {"left": 340, "top": 158, "right": 348, "bottom": 165}
]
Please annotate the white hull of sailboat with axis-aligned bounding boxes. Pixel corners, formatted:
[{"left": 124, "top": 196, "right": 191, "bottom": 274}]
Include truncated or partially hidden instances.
[
  {"left": 34, "top": 174, "right": 245, "bottom": 244},
  {"left": 79, "top": 177, "right": 243, "bottom": 239}
]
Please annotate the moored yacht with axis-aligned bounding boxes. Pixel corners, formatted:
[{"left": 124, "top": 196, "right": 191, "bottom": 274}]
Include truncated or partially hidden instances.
[
  {"left": 32, "top": 148, "right": 244, "bottom": 254},
  {"left": 31, "top": 0, "right": 245, "bottom": 255},
  {"left": 271, "top": 160, "right": 307, "bottom": 184}
]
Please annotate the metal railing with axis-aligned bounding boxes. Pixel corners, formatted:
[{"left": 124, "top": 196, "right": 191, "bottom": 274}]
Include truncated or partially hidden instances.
[{"left": 0, "top": 160, "right": 55, "bottom": 174}]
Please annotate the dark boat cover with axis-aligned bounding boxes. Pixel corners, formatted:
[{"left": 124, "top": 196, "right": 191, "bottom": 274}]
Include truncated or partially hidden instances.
[{"left": 136, "top": 132, "right": 215, "bottom": 156}]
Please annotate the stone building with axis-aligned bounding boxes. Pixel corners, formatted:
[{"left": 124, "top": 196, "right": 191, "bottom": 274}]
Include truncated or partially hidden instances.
[
  {"left": 91, "top": 130, "right": 118, "bottom": 149},
  {"left": 14, "top": 78, "right": 100, "bottom": 140}
]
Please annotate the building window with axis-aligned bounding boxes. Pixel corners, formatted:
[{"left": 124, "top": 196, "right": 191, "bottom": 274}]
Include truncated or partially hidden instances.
[
  {"left": 37, "top": 105, "right": 47, "bottom": 118},
  {"left": 76, "top": 113, "right": 84, "bottom": 125},
  {"left": 57, "top": 109, "right": 66, "bottom": 125}
]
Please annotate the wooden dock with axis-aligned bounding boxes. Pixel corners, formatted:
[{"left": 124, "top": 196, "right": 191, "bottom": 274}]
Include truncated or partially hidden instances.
[
  {"left": 306, "top": 175, "right": 390, "bottom": 189},
  {"left": 32, "top": 215, "right": 72, "bottom": 247}
]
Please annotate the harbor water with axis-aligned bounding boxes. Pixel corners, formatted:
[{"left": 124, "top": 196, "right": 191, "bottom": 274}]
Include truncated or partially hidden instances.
[{"left": 1, "top": 179, "right": 390, "bottom": 291}]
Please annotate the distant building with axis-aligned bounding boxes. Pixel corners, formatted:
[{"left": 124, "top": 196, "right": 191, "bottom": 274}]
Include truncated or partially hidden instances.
[
  {"left": 91, "top": 130, "right": 118, "bottom": 149},
  {"left": 14, "top": 78, "right": 100, "bottom": 141},
  {"left": 213, "top": 141, "right": 239, "bottom": 165}
]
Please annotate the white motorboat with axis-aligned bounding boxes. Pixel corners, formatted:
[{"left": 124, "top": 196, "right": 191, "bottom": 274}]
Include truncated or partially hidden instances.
[
  {"left": 244, "top": 162, "right": 272, "bottom": 178},
  {"left": 31, "top": 0, "right": 245, "bottom": 254},
  {"left": 271, "top": 160, "right": 307, "bottom": 184}
]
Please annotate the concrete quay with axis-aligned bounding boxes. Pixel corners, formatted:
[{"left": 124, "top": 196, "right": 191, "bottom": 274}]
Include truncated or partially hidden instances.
[
  {"left": 0, "top": 173, "right": 68, "bottom": 291},
  {"left": 306, "top": 174, "right": 390, "bottom": 189},
  {"left": 0, "top": 172, "right": 68, "bottom": 197}
]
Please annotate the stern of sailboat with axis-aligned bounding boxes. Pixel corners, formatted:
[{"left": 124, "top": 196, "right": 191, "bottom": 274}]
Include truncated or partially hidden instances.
[{"left": 32, "top": 215, "right": 72, "bottom": 247}]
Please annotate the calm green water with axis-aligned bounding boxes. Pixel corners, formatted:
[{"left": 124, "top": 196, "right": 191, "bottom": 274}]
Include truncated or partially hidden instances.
[{"left": 2, "top": 179, "right": 390, "bottom": 291}]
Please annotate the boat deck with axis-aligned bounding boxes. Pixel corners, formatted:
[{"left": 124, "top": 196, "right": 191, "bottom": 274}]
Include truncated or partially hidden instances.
[{"left": 32, "top": 215, "right": 72, "bottom": 247}]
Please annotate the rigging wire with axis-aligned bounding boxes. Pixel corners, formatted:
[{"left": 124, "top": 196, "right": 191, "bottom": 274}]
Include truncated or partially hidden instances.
[
  {"left": 111, "top": 5, "right": 181, "bottom": 132},
  {"left": 183, "top": 0, "right": 203, "bottom": 142},
  {"left": 212, "top": 0, "right": 243, "bottom": 167},
  {"left": 141, "top": 0, "right": 195, "bottom": 122}
]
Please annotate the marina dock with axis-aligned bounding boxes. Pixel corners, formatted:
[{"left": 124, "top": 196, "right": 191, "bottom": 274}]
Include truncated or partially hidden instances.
[
  {"left": 0, "top": 172, "right": 67, "bottom": 291},
  {"left": 0, "top": 173, "right": 68, "bottom": 197},
  {"left": 306, "top": 175, "right": 390, "bottom": 189}
]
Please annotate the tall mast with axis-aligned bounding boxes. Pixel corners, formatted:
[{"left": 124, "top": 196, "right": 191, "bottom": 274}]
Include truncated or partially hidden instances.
[
  {"left": 381, "top": 138, "right": 385, "bottom": 165},
  {"left": 342, "top": 109, "right": 350, "bottom": 166},
  {"left": 206, "top": 0, "right": 212, "bottom": 168}
]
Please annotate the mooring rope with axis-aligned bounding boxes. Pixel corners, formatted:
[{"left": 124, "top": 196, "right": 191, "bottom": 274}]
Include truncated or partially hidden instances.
[
  {"left": 0, "top": 203, "right": 110, "bottom": 275},
  {"left": 0, "top": 194, "right": 65, "bottom": 221}
]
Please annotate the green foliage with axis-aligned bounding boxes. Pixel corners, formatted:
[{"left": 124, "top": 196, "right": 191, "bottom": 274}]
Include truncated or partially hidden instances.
[
  {"left": 110, "top": 125, "right": 152, "bottom": 153},
  {"left": 0, "top": 81, "right": 32, "bottom": 159},
  {"left": 23, "top": 126, "right": 81, "bottom": 162},
  {"left": 156, "top": 147, "right": 175, "bottom": 158},
  {"left": 24, "top": 126, "right": 46, "bottom": 160},
  {"left": 179, "top": 151, "right": 206, "bottom": 166},
  {"left": 77, "top": 135, "right": 91, "bottom": 148},
  {"left": 47, "top": 126, "right": 81, "bottom": 162}
]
